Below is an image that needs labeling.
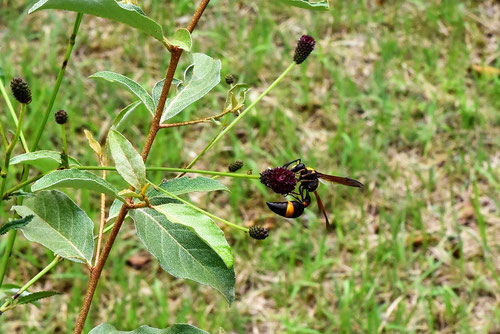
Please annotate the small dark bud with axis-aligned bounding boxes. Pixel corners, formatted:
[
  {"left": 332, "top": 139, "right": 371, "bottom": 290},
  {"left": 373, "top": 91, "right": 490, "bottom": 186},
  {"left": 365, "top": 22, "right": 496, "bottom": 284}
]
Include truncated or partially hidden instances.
[
  {"left": 293, "top": 35, "right": 315, "bottom": 64},
  {"left": 55, "top": 109, "right": 68, "bottom": 124},
  {"left": 10, "top": 77, "right": 32, "bottom": 104},
  {"left": 260, "top": 167, "right": 297, "bottom": 195},
  {"left": 225, "top": 74, "right": 235, "bottom": 85},
  {"left": 228, "top": 160, "right": 244, "bottom": 172},
  {"left": 249, "top": 225, "right": 269, "bottom": 240}
]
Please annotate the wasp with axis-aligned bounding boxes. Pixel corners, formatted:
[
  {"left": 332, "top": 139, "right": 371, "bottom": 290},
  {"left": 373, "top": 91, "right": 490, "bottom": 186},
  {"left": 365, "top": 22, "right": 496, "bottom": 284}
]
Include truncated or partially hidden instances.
[{"left": 266, "top": 159, "right": 363, "bottom": 230}]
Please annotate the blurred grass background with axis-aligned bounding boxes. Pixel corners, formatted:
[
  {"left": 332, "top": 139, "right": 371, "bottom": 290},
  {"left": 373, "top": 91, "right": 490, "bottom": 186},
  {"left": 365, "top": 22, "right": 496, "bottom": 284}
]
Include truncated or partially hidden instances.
[{"left": 1, "top": 0, "right": 500, "bottom": 333}]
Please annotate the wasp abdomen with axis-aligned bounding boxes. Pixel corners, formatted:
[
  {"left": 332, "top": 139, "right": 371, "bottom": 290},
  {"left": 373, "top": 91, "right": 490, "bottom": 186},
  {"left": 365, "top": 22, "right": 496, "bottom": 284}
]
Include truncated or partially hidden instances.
[{"left": 266, "top": 201, "right": 305, "bottom": 218}]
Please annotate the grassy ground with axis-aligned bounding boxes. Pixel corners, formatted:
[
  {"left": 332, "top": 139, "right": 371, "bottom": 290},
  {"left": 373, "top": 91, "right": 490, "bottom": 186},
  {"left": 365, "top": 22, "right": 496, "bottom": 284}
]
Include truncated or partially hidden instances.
[{"left": 1, "top": 0, "right": 500, "bottom": 333}]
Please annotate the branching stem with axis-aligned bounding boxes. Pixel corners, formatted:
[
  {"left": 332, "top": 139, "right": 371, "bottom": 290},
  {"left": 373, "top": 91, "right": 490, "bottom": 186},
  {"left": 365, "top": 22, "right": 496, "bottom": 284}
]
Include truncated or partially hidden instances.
[{"left": 73, "top": 2, "right": 211, "bottom": 333}]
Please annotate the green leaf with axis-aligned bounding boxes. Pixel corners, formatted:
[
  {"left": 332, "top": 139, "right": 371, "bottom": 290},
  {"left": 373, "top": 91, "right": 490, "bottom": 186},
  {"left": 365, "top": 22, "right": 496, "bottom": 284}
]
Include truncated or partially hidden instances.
[
  {"left": 31, "top": 168, "right": 122, "bottom": 200},
  {"left": 169, "top": 29, "right": 192, "bottom": 51},
  {"left": 154, "top": 204, "right": 233, "bottom": 268},
  {"left": 129, "top": 208, "right": 235, "bottom": 304},
  {"left": 224, "top": 83, "right": 250, "bottom": 111},
  {"left": 28, "top": 0, "right": 164, "bottom": 42},
  {"left": 108, "top": 130, "right": 146, "bottom": 189},
  {"left": 277, "top": 0, "right": 330, "bottom": 11},
  {"left": 152, "top": 78, "right": 182, "bottom": 109},
  {"left": 16, "top": 291, "right": 60, "bottom": 306},
  {"left": 90, "top": 71, "right": 155, "bottom": 115},
  {"left": 160, "top": 53, "right": 221, "bottom": 123},
  {"left": 149, "top": 176, "right": 229, "bottom": 197},
  {"left": 89, "top": 324, "right": 209, "bottom": 334},
  {"left": 10, "top": 150, "right": 80, "bottom": 171},
  {"left": 12, "top": 190, "right": 94, "bottom": 264},
  {"left": 112, "top": 101, "right": 142, "bottom": 132},
  {"left": 0, "top": 215, "right": 34, "bottom": 235}
]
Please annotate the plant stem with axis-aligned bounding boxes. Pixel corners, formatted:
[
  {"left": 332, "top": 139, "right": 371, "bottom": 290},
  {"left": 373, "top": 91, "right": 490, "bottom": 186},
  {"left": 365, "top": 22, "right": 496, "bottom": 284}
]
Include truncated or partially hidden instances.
[
  {"left": 76, "top": 165, "right": 259, "bottom": 179},
  {"left": 0, "top": 120, "right": 8, "bottom": 151},
  {"left": 159, "top": 106, "right": 241, "bottom": 129},
  {"left": 31, "top": 13, "right": 83, "bottom": 152},
  {"left": 73, "top": 3, "right": 211, "bottom": 332},
  {"left": 60, "top": 124, "right": 69, "bottom": 169},
  {"left": 0, "top": 80, "right": 28, "bottom": 152},
  {"left": 148, "top": 180, "right": 248, "bottom": 232},
  {"left": 0, "top": 104, "right": 26, "bottom": 287},
  {"left": 0, "top": 255, "right": 62, "bottom": 314},
  {"left": 2, "top": 172, "right": 47, "bottom": 200},
  {"left": 0, "top": 12, "right": 84, "bottom": 290},
  {"left": 183, "top": 61, "right": 297, "bottom": 171},
  {"left": 0, "top": 104, "right": 26, "bottom": 200}
]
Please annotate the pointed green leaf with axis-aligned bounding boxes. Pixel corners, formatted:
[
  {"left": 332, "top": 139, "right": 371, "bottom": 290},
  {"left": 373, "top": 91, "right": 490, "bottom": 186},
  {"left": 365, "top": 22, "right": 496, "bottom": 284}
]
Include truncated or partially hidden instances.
[
  {"left": 90, "top": 71, "right": 155, "bottom": 115},
  {"left": 31, "top": 168, "right": 122, "bottom": 200},
  {"left": 112, "top": 101, "right": 142, "bottom": 132},
  {"left": 28, "top": 0, "right": 164, "bottom": 42},
  {"left": 277, "top": 0, "right": 330, "bottom": 11},
  {"left": 16, "top": 290, "right": 60, "bottom": 306},
  {"left": 12, "top": 190, "right": 94, "bottom": 264},
  {"left": 89, "top": 324, "right": 209, "bottom": 334},
  {"left": 224, "top": 83, "right": 249, "bottom": 111},
  {"left": 149, "top": 176, "right": 229, "bottom": 198},
  {"left": 129, "top": 208, "right": 235, "bottom": 304},
  {"left": 160, "top": 53, "right": 221, "bottom": 123},
  {"left": 0, "top": 215, "right": 34, "bottom": 235},
  {"left": 108, "top": 130, "right": 146, "bottom": 189},
  {"left": 154, "top": 204, "right": 233, "bottom": 268},
  {"left": 10, "top": 150, "right": 80, "bottom": 171},
  {"left": 169, "top": 29, "right": 192, "bottom": 51}
]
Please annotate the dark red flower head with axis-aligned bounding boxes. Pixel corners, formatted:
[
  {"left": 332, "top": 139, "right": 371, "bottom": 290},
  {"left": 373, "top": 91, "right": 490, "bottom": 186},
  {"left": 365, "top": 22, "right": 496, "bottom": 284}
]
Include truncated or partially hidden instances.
[
  {"left": 293, "top": 35, "right": 316, "bottom": 64},
  {"left": 260, "top": 167, "right": 297, "bottom": 195}
]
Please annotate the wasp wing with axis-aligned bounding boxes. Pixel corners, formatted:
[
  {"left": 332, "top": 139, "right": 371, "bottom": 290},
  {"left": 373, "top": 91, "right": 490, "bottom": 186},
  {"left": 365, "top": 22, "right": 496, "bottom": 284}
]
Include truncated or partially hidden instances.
[{"left": 317, "top": 173, "right": 363, "bottom": 188}]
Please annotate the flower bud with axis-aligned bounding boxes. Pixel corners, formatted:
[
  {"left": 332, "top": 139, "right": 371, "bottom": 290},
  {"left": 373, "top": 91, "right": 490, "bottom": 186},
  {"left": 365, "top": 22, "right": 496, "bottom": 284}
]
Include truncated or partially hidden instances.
[
  {"left": 10, "top": 77, "right": 32, "bottom": 104},
  {"left": 228, "top": 160, "right": 244, "bottom": 172},
  {"left": 249, "top": 225, "right": 269, "bottom": 240},
  {"left": 55, "top": 109, "right": 68, "bottom": 124},
  {"left": 225, "top": 74, "right": 236, "bottom": 85},
  {"left": 293, "top": 35, "right": 315, "bottom": 64}
]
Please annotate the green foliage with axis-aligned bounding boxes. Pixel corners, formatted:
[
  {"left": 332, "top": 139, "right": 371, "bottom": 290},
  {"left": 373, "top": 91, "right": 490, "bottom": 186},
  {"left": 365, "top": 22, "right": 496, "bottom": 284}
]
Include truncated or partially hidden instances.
[
  {"left": 108, "top": 130, "right": 146, "bottom": 190},
  {"left": 111, "top": 101, "right": 142, "bottom": 132},
  {"left": 160, "top": 53, "right": 221, "bottom": 123},
  {"left": 154, "top": 203, "right": 233, "bottom": 268},
  {"left": 89, "top": 324, "right": 209, "bottom": 334},
  {"left": 31, "top": 168, "right": 122, "bottom": 200},
  {"left": 277, "top": 0, "right": 330, "bottom": 11},
  {"left": 224, "top": 83, "right": 249, "bottom": 111},
  {"left": 12, "top": 190, "right": 94, "bottom": 265},
  {"left": 0, "top": 216, "right": 34, "bottom": 235},
  {"left": 29, "top": 0, "right": 164, "bottom": 42},
  {"left": 151, "top": 176, "right": 229, "bottom": 197},
  {"left": 169, "top": 29, "right": 192, "bottom": 51},
  {"left": 129, "top": 208, "right": 235, "bottom": 304},
  {"left": 16, "top": 290, "right": 60, "bottom": 306},
  {"left": 90, "top": 71, "right": 155, "bottom": 115},
  {"left": 9, "top": 150, "right": 80, "bottom": 171}
]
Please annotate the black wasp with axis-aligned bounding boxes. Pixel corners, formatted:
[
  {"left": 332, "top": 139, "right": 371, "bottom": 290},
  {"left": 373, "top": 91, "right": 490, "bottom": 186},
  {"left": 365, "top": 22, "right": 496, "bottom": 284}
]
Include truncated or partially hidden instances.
[{"left": 266, "top": 159, "right": 363, "bottom": 230}]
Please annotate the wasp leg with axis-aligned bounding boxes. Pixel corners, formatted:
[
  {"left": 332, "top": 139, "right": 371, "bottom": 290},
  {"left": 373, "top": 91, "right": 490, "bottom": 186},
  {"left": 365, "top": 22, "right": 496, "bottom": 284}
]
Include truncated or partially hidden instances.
[
  {"left": 313, "top": 191, "right": 333, "bottom": 231},
  {"left": 282, "top": 159, "right": 301, "bottom": 169}
]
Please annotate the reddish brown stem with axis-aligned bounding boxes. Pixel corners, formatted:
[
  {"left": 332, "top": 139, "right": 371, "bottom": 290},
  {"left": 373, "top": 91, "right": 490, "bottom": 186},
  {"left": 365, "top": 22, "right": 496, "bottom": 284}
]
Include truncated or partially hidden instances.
[{"left": 72, "top": 1, "right": 211, "bottom": 332}]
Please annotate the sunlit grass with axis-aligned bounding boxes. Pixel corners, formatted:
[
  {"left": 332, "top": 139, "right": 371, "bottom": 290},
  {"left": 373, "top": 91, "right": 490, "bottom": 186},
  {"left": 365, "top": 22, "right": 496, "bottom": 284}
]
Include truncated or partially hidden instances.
[{"left": 1, "top": 0, "right": 500, "bottom": 333}]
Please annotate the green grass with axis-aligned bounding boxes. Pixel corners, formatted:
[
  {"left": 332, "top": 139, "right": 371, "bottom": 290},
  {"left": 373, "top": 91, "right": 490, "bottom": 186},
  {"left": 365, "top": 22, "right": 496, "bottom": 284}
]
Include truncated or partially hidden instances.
[{"left": 1, "top": 0, "right": 500, "bottom": 333}]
